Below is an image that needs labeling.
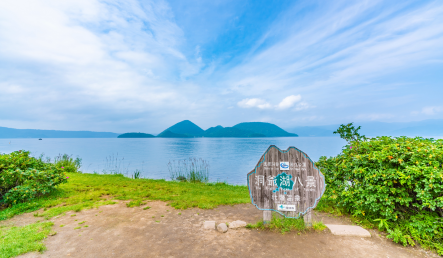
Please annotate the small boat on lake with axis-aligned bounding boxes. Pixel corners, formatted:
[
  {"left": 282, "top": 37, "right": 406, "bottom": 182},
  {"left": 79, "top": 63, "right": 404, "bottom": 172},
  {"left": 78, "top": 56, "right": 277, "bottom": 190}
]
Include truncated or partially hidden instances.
[{"left": 39, "top": 138, "right": 42, "bottom": 140}]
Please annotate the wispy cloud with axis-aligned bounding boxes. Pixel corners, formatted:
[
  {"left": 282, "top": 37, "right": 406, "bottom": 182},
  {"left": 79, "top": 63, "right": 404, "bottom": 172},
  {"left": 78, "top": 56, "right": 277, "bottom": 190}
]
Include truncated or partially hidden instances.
[
  {"left": 238, "top": 95, "right": 306, "bottom": 111},
  {"left": 0, "top": 0, "right": 206, "bottom": 131},
  {"left": 237, "top": 98, "right": 272, "bottom": 109},
  {"left": 0, "top": 0, "right": 442, "bottom": 131},
  {"left": 412, "top": 106, "right": 443, "bottom": 116},
  {"left": 276, "top": 95, "right": 301, "bottom": 110},
  {"left": 224, "top": 1, "right": 443, "bottom": 110}
]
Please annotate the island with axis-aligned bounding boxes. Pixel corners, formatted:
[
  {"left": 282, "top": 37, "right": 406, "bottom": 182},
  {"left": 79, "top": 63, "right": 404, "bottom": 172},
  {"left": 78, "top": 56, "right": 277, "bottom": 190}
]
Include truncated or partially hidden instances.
[{"left": 117, "top": 133, "right": 155, "bottom": 138}]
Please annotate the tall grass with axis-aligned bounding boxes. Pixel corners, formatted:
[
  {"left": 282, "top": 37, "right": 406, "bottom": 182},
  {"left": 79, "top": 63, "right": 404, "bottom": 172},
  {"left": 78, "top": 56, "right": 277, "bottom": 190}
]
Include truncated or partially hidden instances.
[
  {"left": 168, "top": 158, "right": 209, "bottom": 183},
  {"left": 52, "top": 154, "right": 82, "bottom": 173},
  {"left": 98, "top": 153, "right": 131, "bottom": 175}
]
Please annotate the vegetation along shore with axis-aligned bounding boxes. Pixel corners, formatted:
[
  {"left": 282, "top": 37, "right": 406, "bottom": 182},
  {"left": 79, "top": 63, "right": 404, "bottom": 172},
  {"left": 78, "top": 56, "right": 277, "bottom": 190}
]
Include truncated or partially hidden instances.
[{"left": 0, "top": 124, "right": 442, "bottom": 257}]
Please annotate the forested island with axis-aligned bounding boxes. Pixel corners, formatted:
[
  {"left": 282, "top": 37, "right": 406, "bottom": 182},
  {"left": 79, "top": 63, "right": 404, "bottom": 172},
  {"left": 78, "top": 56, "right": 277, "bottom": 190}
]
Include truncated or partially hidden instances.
[
  {"left": 117, "top": 133, "right": 155, "bottom": 138},
  {"left": 118, "top": 120, "right": 298, "bottom": 138}
]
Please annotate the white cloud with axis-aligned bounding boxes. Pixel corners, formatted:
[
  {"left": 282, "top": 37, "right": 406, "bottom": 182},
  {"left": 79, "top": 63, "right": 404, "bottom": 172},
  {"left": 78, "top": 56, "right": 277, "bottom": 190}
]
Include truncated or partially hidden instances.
[
  {"left": 421, "top": 106, "right": 442, "bottom": 115},
  {"left": 0, "top": 0, "right": 208, "bottom": 131},
  {"left": 237, "top": 98, "right": 272, "bottom": 109},
  {"left": 224, "top": 1, "right": 443, "bottom": 102},
  {"left": 276, "top": 95, "right": 301, "bottom": 110},
  {"left": 238, "top": 95, "right": 312, "bottom": 111},
  {"left": 294, "top": 102, "right": 312, "bottom": 111}
]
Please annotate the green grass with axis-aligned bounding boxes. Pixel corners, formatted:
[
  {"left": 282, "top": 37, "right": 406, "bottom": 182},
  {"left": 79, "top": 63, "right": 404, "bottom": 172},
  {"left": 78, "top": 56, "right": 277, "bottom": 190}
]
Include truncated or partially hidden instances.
[
  {"left": 246, "top": 212, "right": 327, "bottom": 234},
  {"left": 0, "top": 222, "right": 54, "bottom": 258},
  {"left": 126, "top": 200, "right": 146, "bottom": 208},
  {"left": 312, "top": 221, "right": 327, "bottom": 231},
  {"left": 0, "top": 172, "right": 250, "bottom": 221},
  {"left": 246, "top": 213, "right": 306, "bottom": 234}
]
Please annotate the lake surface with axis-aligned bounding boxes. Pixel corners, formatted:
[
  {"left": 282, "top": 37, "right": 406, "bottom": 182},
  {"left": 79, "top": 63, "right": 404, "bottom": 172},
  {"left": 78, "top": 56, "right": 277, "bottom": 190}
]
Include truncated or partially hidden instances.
[{"left": 0, "top": 137, "right": 350, "bottom": 184}]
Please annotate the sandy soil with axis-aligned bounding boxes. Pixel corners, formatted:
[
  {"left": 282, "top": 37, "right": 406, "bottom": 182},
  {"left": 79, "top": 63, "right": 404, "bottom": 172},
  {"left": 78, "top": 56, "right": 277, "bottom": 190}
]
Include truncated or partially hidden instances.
[{"left": 1, "top": 201, "right": 439, "bottom": 258}]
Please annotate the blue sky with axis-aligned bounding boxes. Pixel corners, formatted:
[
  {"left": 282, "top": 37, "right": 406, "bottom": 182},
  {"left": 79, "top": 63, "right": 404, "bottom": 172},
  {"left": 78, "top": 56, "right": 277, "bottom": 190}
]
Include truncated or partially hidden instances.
[{"left": 0, "top": 0, "right": 442, "bottom": 133}]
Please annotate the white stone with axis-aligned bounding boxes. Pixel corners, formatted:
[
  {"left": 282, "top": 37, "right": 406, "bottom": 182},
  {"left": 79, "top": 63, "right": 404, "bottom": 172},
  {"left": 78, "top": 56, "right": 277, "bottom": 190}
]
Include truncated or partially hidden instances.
[
  {"left": 217, "top": 223, "right": 228, "bottom": 233},
  {"left": 228, "top": 220, "right": 247, "bottom": 229},
  {"left": 325, "top": 224, "right": 371, "bottom": 237},
  {"left": 203, "top": 221, "right": 216, "bottom": 230}
]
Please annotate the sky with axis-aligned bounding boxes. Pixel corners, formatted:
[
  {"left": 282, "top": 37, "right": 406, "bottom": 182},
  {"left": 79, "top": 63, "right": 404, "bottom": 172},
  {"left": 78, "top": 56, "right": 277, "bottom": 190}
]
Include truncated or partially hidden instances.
[{"left": 1, "top": 0, "right": 443, "bottom": 134}]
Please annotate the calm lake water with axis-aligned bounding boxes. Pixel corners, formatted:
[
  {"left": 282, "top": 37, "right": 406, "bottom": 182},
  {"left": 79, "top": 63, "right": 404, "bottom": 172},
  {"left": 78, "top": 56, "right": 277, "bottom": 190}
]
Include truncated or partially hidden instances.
[{"left": 0, "top": 137, "right": 358, "bottom": 184}]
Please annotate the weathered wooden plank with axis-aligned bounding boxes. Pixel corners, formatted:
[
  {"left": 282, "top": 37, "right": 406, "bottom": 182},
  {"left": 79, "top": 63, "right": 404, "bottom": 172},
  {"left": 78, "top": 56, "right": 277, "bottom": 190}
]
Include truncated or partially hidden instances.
[{"left": 247, "top": 145, "right": 326, "bottom": 219}]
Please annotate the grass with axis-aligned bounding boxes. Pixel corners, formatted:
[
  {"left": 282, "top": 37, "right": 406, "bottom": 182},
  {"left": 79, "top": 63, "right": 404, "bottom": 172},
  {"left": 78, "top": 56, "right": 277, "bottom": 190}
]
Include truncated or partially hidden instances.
[
  {"left": 0, "top": 172, "right": 250, "bottom": 221},
  {"left": 126, "top": 200, "right": 146, "bottom": 208},
  {"left": 168, "top": 158, "right": 209, "bottom": 183},
  {"left": 0, "top": 222, "right": 54, "bottom": 258},
  {"left": 246, "top": 212, "right": 327, "bottom": 234}
]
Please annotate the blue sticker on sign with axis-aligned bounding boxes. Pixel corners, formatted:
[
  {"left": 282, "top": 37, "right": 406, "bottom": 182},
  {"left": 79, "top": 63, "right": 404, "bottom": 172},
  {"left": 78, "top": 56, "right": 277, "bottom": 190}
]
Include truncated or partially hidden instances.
[{"left": 280, "top": 162, "right": 289, "bottom": 170}]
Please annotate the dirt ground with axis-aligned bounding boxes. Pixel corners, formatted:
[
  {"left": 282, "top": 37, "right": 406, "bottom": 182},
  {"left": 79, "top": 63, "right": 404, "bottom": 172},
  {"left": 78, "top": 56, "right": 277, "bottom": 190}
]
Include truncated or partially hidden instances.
[{"left": 1, "top": 201, "right": 439, "bottom": 258}]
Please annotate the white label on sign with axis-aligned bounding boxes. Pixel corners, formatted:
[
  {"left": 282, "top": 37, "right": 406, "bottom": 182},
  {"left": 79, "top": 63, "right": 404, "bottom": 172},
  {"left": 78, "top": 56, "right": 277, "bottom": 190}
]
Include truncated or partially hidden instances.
[
  {"left": 277, "top": 204, "right": 296, "bottom": 211},
  {"left": 280, "top": 162, "right": 289, "bottom": 170}
]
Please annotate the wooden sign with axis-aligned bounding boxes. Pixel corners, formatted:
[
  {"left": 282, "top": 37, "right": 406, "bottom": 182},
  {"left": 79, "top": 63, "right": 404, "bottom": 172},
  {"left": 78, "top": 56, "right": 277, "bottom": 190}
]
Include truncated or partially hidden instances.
[{"left": 247, "top": 145, "right": 325, "bottom": 219}]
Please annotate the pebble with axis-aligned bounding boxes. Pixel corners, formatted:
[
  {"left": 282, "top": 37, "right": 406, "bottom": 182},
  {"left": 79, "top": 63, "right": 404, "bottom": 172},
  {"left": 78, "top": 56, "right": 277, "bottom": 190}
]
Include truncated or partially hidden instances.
[{"left": 217, "top": 223, "right": 228, "bottom": 233}]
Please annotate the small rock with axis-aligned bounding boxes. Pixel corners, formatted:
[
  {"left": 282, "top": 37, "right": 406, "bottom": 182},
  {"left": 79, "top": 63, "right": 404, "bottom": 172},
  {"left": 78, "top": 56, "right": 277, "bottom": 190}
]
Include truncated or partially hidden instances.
[
  {"left": 228, "top": 220, "right": 247, "bottom": 229},
  {"left": 217, "top": 223, "right": 228, "bottom": 233},
  {"left": 203, "top": 221, "right": 216, "bottom": 229}
]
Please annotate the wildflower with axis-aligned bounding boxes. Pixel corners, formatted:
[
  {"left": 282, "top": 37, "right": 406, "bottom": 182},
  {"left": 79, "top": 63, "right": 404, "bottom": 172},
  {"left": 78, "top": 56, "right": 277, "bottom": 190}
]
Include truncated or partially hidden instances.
[
  {"left": 66, "top": 177, "right": 69, "bottom": 179},
  {"left": 61, "top": 167, "right": 64, "bottom": 169},
  {"left": 350, "top": 146, "right": 352, "bottom": 149}
]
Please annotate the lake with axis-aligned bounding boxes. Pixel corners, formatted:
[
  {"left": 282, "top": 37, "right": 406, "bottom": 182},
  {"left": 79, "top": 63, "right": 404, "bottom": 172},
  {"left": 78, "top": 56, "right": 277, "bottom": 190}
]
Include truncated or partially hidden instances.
[{"left": 0, "top": 137, "right": 352, "bottom": 184}]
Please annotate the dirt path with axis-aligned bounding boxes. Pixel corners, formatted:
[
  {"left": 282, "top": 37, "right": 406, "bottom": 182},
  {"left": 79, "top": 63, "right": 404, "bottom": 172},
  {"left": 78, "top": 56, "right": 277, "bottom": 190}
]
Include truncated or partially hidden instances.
[{"left": 2, "top": 201, "right": 438, "bottom": 258}]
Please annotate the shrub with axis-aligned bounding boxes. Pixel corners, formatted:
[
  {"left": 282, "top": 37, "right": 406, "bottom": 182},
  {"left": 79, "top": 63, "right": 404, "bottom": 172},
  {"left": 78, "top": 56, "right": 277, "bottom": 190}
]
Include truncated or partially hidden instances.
[
  {"left": 0, "top": 151, "right": 68, "bottom": 206},
  {"left": 317, "top": 130, "right": 443, "bottom": 254}
]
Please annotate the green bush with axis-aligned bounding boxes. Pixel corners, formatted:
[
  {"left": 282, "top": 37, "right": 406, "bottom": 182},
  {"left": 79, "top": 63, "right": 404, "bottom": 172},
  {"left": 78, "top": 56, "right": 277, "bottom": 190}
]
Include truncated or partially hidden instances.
[
  {"left": 0, "top": 151, "right": 68, "bottom": 206},
  {"left": 317, "top": 133, "right": 443, "bottom": 254}
]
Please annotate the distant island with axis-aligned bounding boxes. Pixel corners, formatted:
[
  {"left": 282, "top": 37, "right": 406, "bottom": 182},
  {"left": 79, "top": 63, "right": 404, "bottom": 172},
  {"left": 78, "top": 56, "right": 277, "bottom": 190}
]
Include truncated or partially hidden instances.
[
  {"left": 3, "top": 119, "right": 442, "bottom": 138},
  {"left": 119, "top": 120, "right": 298, "bottom": 138},
  {"left": 117, "top": 133, "right": 155, "bottom": 138},
  {"left": 0, "top": 126, "right": 119, "bottom": 138}
]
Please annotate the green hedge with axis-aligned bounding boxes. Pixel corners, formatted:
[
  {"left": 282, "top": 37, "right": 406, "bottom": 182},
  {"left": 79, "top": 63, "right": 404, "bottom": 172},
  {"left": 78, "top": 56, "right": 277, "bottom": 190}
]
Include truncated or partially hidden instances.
[
  {"left": 0, "top": 151, "right": 68, "bottom": 206},
  {"left": 317, "top": 136, "right": 443, "bottom": 254}
]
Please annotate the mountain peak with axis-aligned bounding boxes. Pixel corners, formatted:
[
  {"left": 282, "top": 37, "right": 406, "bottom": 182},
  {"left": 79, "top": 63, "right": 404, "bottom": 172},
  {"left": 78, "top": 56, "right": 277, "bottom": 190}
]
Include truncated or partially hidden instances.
[
  {"left": 160, "top": 120, "right": 204, "bottom": 137},
  {"left": 233, "top": 122, "right": 297, "bottom": 137}
]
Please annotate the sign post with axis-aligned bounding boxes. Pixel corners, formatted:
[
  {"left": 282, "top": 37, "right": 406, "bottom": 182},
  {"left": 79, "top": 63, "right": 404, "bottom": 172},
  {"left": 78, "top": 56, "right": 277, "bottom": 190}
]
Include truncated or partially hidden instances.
[{"left": 247, "top": 145, "right": 325, "bottom": 226}]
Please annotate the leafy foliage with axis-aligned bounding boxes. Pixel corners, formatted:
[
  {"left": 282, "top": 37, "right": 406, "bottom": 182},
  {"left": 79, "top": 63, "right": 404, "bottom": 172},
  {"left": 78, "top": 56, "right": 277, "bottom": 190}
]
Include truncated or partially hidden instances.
[
  {"left": 333, "top": 122, "right": 367, "bottom": 144},
  {"left": 317, "top": 130, "right": 443, "bottom": 254},
  {"left": 0, "top": 151, "right": 68, "bottom": 206}
]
